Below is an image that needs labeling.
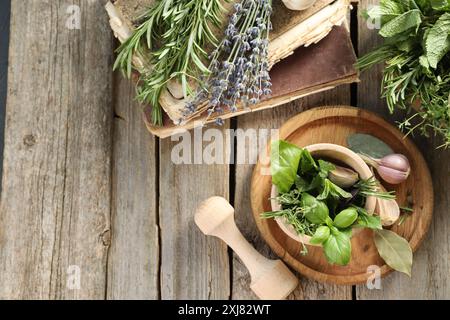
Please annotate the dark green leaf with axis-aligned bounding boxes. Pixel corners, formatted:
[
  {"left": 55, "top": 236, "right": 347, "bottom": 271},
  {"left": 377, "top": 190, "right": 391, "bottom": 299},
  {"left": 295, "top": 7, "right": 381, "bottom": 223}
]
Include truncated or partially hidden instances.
[
  {"left": 347, "top": 134, "right": 394, "bottom": 158},
  {"left": 299, "top": 149, "right": 318, "bottom": 174}
]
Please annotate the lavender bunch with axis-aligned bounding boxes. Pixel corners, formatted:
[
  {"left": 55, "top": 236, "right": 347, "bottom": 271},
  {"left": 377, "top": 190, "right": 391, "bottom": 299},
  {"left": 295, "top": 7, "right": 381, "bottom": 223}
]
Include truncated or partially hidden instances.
[{"left": 185, "top": 0, "right": 273, "bottom": 124}]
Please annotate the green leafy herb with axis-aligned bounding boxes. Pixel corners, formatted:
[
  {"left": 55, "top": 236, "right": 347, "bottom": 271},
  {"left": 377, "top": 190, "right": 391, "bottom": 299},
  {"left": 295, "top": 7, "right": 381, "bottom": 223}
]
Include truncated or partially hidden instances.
[
  {"left": 323, "top": 229, "right": 352, "bottom": 266},
  {"left": 347, "top": 134, "right": 394, "bottom": 158},
  {"left": 356, "top": 0, "right": 450, "bottom": 148},
  {"left": 302, "top": 193, "right": 330, "bottom": 225},
  {"left": 374, "top": 229, "right": 413, "bottom": 276},
  {"left": 263, "top": 140, "right": 411, "bottom": 270},
  {"left": 114, "top": 0, "right": 227, "bottom": 125},
  {"left": 271, "top": 140, "right": 303, "bottom": 193},
  {"left": 333, "top": 208, "right": 358, "bottom": 229},
  {"left": 318, "top": 160, "right": 336, "bottom": 179},
  {"left": 354, "top": 206, "right": 383, "bottom": 230},
  {"left": 317, "top": 179, "right": 352, "bottom": 200},
  {"left": 310, "top": 226, "right": 331, "bottom": 245}
]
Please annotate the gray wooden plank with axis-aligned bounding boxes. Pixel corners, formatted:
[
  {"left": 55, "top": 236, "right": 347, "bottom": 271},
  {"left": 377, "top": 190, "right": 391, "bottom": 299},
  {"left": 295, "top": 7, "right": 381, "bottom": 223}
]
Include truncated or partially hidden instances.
[
  {"left": 356, "top": 0, "right": 450, "bottom": 299},
  {"left": 232, "top": 87, "right": 353, "bottom": 300},
  {"left": 159, "top": 127, "right": 231, "bottom": 299},
  {"left": 0, "top": 0, "right": 114, "bottom": 299},
  {"left": 106, "top": 74, "right": 159, "bottom": 300},
  {"left": 0, "top": 0, "right": 10, "bottom": 184}
]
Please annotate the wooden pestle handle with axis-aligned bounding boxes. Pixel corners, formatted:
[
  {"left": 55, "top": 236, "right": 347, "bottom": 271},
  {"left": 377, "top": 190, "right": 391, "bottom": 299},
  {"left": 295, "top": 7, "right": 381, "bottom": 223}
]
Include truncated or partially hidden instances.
[
  {"left": 209, "top": 213, "right": 276, "bottom": 280},
  {"left": 195, "top": 197, "right": 298, "bottom": 300}
]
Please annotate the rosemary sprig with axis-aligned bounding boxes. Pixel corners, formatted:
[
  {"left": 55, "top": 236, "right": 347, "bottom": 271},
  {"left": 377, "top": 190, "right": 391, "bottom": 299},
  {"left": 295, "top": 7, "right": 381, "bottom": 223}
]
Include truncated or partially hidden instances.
[
  {"left": 114, "top": 0, "right": 227, "bottom": 125},
  {"left": 355, "top": 177, "right": 396, "bottom": 200},
  {"left": 356, "top": 1, "right": 450, "bottom": 148}
]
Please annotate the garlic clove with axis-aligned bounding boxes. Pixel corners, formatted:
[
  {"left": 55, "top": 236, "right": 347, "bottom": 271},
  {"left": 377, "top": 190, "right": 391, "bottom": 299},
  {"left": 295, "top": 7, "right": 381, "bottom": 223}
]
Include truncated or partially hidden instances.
[
  {"left": 376, "top": 198, "right": 401, "bottom": 227},
  {"left": 328, "top": 165, "right": 359, "bottom": 188},
  {"left": 380, "top": 154, "right": 410, "bottom": 172},
  {"left": 378, "top": 166, "right": 409, "bottom": 185},
  {"left": 375, "top": 184, "right": 400, "bottom": 226}
]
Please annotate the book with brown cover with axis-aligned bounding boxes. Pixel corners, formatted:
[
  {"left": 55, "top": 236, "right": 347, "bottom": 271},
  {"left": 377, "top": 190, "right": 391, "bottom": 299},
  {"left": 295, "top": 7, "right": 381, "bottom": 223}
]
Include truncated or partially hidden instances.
[
  {"left": 106, "top": 0, "right": 358, "bottom": 138},
  {"left": 144, "top": 26, "right": 358, "bottom": 138}
]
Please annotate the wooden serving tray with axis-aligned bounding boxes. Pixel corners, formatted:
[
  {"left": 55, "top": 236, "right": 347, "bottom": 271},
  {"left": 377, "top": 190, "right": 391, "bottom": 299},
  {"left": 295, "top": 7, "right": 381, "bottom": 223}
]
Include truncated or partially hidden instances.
[{"left": 251, "top": 106, "right": 434, "bottom": 285}]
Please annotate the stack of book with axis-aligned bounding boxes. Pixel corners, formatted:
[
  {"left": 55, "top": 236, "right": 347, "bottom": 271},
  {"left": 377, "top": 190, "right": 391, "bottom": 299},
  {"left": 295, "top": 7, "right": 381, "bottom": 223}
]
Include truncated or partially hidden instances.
[{"left": 106, "top": 0, "right": 358, "bottom": 138}]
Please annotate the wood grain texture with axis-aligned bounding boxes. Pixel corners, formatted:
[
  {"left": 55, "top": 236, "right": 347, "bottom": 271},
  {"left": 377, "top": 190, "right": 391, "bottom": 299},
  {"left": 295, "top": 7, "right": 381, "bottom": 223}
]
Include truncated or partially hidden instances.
[
  {"left": 251, "top": 107, "right": 433, "bottom": 285},
  {"left": 356, "top": 0, "right": 450, "bottom": 299},
  {"left": 106, "top": 74, "right": 159, "bottom": 300},
  {"left": 0, "top": 0, "right": 114, "bottom": 299},
  {"left": 232, "top": 88, "right": 353, "bottom": 300},
  {"left": 159, "top": 127, "right": 231, "bottom": 299},
  {"left": 0, "top": 0, "right": 9, "bottom": 182}
]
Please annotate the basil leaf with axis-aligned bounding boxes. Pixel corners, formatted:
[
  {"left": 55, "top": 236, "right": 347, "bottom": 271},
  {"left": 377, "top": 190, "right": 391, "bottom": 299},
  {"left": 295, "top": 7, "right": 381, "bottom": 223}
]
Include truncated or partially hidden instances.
[
  {"left": 347, "top": 134, "right": 394, "bottom": 158},
  {"left": 299, "top": 149, "right": 318, "bottom": 174},
  {"left": 302, "top": 193, "right": 329, "bottom": 225},
  {"left": 379, "top": 9, "right": 422, "bottom": 38},
  {"left": 334, "top": 208, "right": 358, "bottom": 229},
  {"left": 374, "top": 229, "right": 413, "bottom": 276},
  {"left": 310, "top": 226, "right": 331, "bottom": 245},
  {"left": 425, "top": 13, "right": 450, "bottom": 68},
  {"left": 271, "top": 140, "right": 303, "bottom": 193},
  {"left": 323, "top": 230, "right": 352, "bottom": 266}
]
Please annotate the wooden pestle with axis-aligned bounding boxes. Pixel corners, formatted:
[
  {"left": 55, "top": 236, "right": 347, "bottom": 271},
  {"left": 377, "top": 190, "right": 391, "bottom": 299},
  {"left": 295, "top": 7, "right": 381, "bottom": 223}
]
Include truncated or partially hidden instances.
[{"left": 195, "top": 197, "right": 299, "bottom": 300}]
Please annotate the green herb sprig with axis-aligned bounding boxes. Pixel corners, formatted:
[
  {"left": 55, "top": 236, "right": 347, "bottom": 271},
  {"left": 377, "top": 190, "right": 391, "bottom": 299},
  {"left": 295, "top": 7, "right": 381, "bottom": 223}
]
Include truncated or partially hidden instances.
[
  {"left": 263, "top": 140, "right": 413, "bottom": 274},
  {"left": 114, "top": 0, "right": 227, "bottom": 125},
  {"left": 356, "top": 0, "right": 450, "bottom": 148}
]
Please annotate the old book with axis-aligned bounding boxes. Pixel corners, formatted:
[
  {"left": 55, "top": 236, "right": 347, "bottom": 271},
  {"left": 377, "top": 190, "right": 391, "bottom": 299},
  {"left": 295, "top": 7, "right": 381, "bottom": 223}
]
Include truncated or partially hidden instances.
[
  {"left": 105, "top": 0, "right": 356, "bottom": 137},
  {"left": 143, "top": 26, "right": 358, "bottom": 138}
]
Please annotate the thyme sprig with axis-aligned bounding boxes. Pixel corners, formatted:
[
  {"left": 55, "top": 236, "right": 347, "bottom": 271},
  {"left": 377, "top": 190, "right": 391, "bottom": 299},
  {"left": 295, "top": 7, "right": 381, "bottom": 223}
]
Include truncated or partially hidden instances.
[{"left": 114, "top": 0, "right": 227, "bottom": 125}]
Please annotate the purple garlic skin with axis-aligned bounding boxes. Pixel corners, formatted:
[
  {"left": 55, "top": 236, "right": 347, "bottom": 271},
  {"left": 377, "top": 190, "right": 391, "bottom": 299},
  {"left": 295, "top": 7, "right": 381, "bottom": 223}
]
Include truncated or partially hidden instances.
[{"left": 377, "top": 154, "right": 411, "bottom": 185}]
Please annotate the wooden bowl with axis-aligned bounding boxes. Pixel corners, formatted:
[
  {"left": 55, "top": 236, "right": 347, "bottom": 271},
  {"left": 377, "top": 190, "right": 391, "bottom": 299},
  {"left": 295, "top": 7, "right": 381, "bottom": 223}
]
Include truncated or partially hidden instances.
[
  {"left": 251, "top": 106, "right": 434, "bottom": 285},
  {"left": 270, "top": 143, "right": 377, "bottom": 246}
]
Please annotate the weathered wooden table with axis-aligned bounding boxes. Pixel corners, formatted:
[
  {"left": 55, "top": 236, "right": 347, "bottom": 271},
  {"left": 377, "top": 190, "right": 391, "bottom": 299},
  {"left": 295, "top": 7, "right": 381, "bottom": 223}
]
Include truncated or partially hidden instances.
[{"left": 0, "top": 0, "right": 448, "bottom": 300}]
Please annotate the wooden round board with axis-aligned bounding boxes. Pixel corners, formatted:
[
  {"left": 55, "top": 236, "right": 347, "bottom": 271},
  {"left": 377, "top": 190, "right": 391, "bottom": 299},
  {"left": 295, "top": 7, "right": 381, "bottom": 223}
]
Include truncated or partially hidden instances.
[{"left": 251, "top": 106, "right": 434, "bottom": 285}]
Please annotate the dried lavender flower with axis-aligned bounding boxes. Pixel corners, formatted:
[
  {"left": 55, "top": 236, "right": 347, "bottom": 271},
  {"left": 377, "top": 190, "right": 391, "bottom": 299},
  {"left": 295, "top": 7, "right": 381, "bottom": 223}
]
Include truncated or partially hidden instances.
[{"left": 185, "top": 0, "right": 273, "bottom": 123}]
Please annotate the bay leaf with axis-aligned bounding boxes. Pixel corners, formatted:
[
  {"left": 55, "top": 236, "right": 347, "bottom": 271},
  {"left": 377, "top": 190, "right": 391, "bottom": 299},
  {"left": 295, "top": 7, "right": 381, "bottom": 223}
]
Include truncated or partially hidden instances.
[
  {"left": 374, "top": 229, "right": 413, "bottom": 276},
  {"left": 347, "top": 134, "right": 393, "bottom": 158}
]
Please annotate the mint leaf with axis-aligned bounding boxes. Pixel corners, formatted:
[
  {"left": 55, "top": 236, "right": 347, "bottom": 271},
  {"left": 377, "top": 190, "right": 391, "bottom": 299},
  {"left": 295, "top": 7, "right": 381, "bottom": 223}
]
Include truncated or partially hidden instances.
[
  {"left": 271, "top": 140, "right": 303, "bottom": 193},
  {"left": 431, "top": 0, "right": 450, "bottom": 11},
  {"left": 379, "top": 9, "right": 422, "bottom": 37},
  {"left": 425, "top": 13, "right": 450, "bottom": 68},
  {"left": 323, "top": 230, "right": 352, "bottom": 266}
]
